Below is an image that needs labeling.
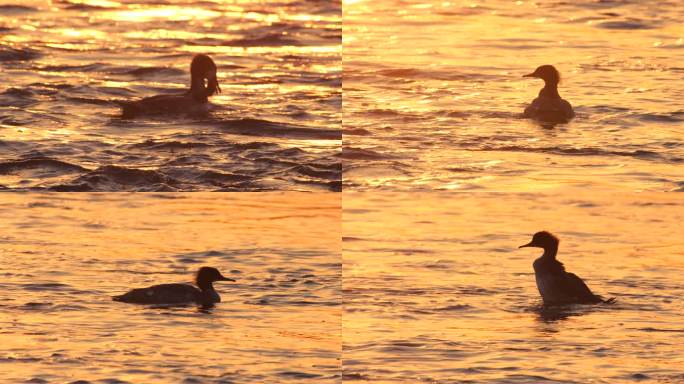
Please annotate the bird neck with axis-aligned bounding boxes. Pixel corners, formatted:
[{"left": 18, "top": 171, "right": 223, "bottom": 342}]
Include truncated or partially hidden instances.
[
  {"left": 539, "top": 82, "right": 560, "bottom": 99},
  {"left": 189, "top": 74, "right": 209, "bottom": 101},
  {"left": 197, "top": 280, "right": 214, "bottom": 292},
  {"left": 542, "top": 244, "right": 558, "bottom": 259},
  {"left": 197, "top": 281, "right": 221, "bottom": 305}
]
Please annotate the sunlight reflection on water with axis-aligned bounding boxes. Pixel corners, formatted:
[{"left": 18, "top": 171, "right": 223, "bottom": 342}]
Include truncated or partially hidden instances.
[
  {"left": 343, "top": 0, "right": 684, "bottom": 192},
  {"left": 0, "top": 193, "right": 341, "bottom": 383},
  {"left": 0, "top": 0, "right": 341, "bottom": 191},
  {"left": 343, "top": 190, "right": 684, "bottom": 383}
]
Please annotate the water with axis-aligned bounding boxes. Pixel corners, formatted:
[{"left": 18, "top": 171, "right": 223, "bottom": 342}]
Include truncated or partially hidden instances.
[
  {"left": 0, "top": 0, "right": 341, "bottom": 191},
  {"left": 343, "top": 191, "right": 684, "bottom": 383},
  {"left": 0, "top": 193, "right": 341, "bottom": 383},
  {"left": 343, "top": 0, "right": 684, "bottom": 191},
  {"left": 3, "top": 0, "right": 683, "bottom": 382}
]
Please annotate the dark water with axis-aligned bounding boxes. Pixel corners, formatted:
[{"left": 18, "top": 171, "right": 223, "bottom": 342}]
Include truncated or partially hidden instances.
[{"left": 1, "top": 0, "right": 341, "bottom": 191}]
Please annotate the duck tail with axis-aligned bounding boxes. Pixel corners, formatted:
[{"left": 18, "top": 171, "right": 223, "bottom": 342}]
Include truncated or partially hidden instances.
[
  {"left": 602, "top": 297, "right": 616, "bottom": 304},
  {"left": 112, "top": 293, "right": 131, "bottom": 302}
]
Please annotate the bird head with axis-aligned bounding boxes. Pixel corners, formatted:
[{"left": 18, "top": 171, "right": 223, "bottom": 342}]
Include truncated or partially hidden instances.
[
  {"left": 523, "top": 65, "right": 561, "bottom": 86},
  {"left": 190, "top": 54, "right": 221, "bottom": 95},
  {"left": 196, "top": 266, "right": 235, "bottom": 286},
  {"left": 519, "top": 231, "right": 560, "bottom": 250}
]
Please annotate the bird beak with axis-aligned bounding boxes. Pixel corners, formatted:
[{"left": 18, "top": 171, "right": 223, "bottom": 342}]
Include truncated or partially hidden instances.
[
  {"left": 522, "top": 72, "right": 537, "bottom": 78},
  {"left": 519, "top": 241, "right": 534, "bottom": 248},
  {"left": 221, "top": 276, "right": 236, "bottom": 282}
]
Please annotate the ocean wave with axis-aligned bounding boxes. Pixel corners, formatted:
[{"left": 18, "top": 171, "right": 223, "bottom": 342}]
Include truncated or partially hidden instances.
[
  {"left": 217, "top": 118, "right": 341, "bottom": 140},
  {"left": 292, "top": 164, "right": 341, "bottom": 180},
  {"left": 128, "top": 140, "right": 212, "bottom": 151},
  {"left": 0, "top": 45, "right": 40, "bottom": 62},
  {"left": 341, "top": 147, "right": 399, "bottom": 160},
  {"left": 1, "top": 138, "right": 340, "bottom": 191},
  {"left": 0, "top": 157, "right": 87, "bottom": 174},
  {"left": 223, "top": 33, "right": 301, "bottom": 47},
  {"left": 344, "top": 128, "right": 372, "bottom": 136},
  {"left": 198, "top": 170, "right": 252, "bottom": 183},
  {"left": 27, "top": 82, "right": 74, "bottom": 90},
  {"left": 33, "top": 63, "right": 186, "bottom": 79},
  {"left": 596, "top": 20, "right": 656, "bottom": 30},
  {"left": 1, "top": 87, "right": 34, "bottom": 98},
  {"left": 276, "top": 371, "right": 323, "bottom": 380},
  {"left": 635, "top": 112, "right": 684, "bottom": 123},
  {"left": 54, "top": 165, "right": 180, "bottom": 192},
  {"left": 63, "top": 3, "right": 118, "bottom": 10},
  {"left": 0, "top": 5, "right": 37, "bottom": 13},
  {"left": 122, "top": 66, "right": 186, "bottom": 77},
  {"left": 21, "top": 282, "right": 73, "bottom": 291},
  {"left": 34, "top": 62, "right": 109, "bottom": 72},
  {"left": 374, "top": 67, "right": 499, "bottom": 82},
  {"left": 65, "top": 96, "right": 113, "bottom": 106},
  {"left": 469, "top": 145, "right": 682, "bottom": 163}
]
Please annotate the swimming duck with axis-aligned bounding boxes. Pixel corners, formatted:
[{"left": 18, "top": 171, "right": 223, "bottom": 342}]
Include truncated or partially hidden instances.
[
  {"left": 119, "top": 54, "right": 221, "bottom": 118},
  {"left": 113, "top": 266, "right": 235, "bottom": 305},
  {"left": 519, "top": 231, "right": 613, "bottom": 305},
  {"left": 522, "top": 65, "right": 574, "bottom": 122}
]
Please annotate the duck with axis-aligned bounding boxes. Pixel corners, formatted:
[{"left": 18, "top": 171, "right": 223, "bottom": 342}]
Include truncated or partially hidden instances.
[
  {"left": 519, "top": 231, "right": 614, "bottom": 305},
  {"left": 522, "top": 65, "right": 574, "bottom": 123},
  {"left": 112, "top": 266, "right": 235, "bottom": 305},
  {"left": 118, "top": 54, "right": 221, "bottom": 118}
]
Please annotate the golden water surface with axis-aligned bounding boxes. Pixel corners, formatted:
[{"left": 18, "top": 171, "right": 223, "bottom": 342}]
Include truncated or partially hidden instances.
[
  {"left": 0, "top": 193, "right": 341, "bottom": 383},
  {"left": 343, "top": 0, "right": 684, "bottom": 191},
  {"left": 344, "top": 190, "right": 684, "bottom": 383}
]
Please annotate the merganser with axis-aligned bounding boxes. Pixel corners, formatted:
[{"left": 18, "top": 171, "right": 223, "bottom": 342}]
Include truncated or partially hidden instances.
[
  {"left": 522, "top": 65, "right": 574, "bottom": 122},
  {"left": 519, "top": 231, "right": 614, "bottom": 305},
  {"left": 112, "top": 266, "right": 235, "bottom": 305},
  {"left": 119, "top": 54, "right": 221, "bottom": 118}
]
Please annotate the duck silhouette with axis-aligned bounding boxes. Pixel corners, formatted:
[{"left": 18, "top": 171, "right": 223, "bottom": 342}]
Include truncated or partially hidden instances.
[
  {"left": 113, "top": 266, "right": 235, "bottom": 306},
  {"left": 519, "top": 231, "right": 614, "bottom": 305},
  {"left": 522, "top": 65, "right": 574, "bottom": 123},
  {"left": 118, "top": 54, "right": 221, "bottom": 118}
]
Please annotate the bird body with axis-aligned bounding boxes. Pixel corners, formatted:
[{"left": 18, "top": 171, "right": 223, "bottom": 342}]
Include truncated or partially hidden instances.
[
  {"left": 523, "top": 65, "right": 574, "bottom": 123},
  {"left": 520, "top": 231, "right": 612, "bottom": 305},
  {"left": 532, "top": 256, "right": 603, "bottom": 304},
  {"left": 119, "top": 94, "right": 211, "bottom": 118},
  {"left": 524, "top": 97, "right": 574, "bottom": 122},
  {"left": 113, "top": 283, "right": 214, "bottom": 304},
  {"left": 119, "top": 54, "right": 221, "bottom": 118},
  {"left": 113, "top": 267, "right": 234, "bottom": 306}
]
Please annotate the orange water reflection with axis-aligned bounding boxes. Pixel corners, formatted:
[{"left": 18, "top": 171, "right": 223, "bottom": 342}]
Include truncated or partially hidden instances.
[
  {"left": 343, "top": 190, "right": 684, "bottom": 382},
  {"left": 0, "top": 193, "right": 341, "bottom": 382},
  {"left": 343, "top": 0, "right": 684, "bottom": 191}
]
